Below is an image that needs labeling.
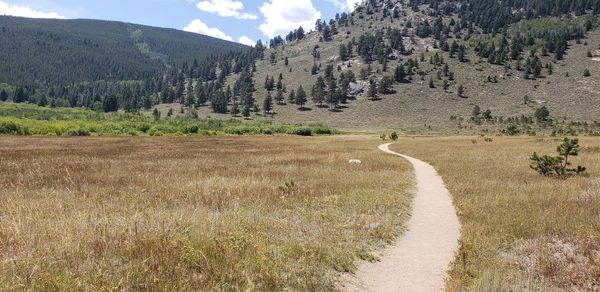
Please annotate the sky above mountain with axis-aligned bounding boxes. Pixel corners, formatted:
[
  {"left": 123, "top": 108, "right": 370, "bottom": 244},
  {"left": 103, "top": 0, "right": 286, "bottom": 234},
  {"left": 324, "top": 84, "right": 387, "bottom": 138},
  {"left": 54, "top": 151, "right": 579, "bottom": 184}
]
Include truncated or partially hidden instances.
[{"left": 0, "top": 0, "right": 362, "bottom": 46}]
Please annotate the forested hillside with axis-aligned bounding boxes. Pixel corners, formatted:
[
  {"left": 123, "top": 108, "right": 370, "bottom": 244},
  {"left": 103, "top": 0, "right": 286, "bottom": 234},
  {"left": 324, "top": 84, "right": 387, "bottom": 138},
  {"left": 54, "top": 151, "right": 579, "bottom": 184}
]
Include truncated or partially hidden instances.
[{"left": 0, "top": 16, "right": 249, "bottom": 85}]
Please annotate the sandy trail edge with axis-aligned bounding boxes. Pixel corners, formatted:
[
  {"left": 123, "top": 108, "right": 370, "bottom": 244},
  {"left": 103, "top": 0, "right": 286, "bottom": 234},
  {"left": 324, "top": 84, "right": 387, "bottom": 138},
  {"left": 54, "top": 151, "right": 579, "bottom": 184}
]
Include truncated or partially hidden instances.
[{"left": 343, "top": 143, "right": 461, "bottom": 292}]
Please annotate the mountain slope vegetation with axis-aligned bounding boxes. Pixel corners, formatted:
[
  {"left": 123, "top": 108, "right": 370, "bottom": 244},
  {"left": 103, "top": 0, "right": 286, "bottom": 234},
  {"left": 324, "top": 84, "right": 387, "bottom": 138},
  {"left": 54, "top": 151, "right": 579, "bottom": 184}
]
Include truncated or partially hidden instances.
[
  {"left": 223, "top": 0, "right": 600, "bottom": 132},
  {"left": 0, "top": 16, "right": 249, "bottom": 85}
]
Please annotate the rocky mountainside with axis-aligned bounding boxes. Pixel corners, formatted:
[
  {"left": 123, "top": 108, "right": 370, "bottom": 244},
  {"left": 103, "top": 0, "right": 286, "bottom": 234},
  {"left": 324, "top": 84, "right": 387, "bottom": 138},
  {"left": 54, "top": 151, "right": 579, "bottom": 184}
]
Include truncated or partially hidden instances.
[{"left": 199, "top": 0, "right": 600, "bottom": 133}]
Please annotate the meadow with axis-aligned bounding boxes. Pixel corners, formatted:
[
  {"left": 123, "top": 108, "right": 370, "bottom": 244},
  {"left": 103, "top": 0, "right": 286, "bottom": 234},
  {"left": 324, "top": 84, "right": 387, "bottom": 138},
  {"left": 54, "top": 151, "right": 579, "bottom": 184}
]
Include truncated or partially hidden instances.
[
  {"left": 0, "top": 103, "right": 334, "bottom": 137},
  {"left": 391, "top": 136, "right": 600, "bottom": 291},
  {"left": 0, "top": 136, "right": 413, "bottom": 290}
]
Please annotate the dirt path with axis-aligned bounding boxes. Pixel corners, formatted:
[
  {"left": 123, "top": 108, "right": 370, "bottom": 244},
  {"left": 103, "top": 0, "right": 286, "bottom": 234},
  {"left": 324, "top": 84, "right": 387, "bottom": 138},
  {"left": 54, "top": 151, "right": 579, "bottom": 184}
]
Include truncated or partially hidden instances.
[{"left": 344, "top": 143, "right": 461, "bottom": 291}]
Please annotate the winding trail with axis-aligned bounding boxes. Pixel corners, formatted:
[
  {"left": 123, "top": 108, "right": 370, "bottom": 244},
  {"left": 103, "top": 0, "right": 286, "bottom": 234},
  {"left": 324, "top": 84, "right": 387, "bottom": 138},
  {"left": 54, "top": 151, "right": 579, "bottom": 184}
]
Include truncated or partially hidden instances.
[{"left": 345, "top": 143, "right": 461, "bottom": 292}]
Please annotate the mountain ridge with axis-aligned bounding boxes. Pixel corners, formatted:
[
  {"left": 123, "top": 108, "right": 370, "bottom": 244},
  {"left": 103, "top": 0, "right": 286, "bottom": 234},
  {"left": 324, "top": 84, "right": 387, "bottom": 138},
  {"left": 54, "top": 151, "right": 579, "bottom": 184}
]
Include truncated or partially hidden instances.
[{"left": 0, "top": 15, "right": 249, "bottom": 85}]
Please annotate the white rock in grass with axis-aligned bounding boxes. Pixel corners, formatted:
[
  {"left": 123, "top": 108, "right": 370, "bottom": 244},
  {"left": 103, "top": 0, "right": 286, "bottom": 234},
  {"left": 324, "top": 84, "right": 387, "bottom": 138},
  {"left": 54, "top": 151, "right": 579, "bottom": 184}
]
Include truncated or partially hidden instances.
[{"left": 349, "top": 159, "right": 362, "bottom": 165}]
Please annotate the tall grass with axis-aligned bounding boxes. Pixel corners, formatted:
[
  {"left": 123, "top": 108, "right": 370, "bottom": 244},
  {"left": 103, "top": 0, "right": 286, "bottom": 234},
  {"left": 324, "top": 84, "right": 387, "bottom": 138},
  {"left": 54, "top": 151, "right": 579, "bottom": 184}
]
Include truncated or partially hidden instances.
[
  {"left": 391, "top": 136, "right": 600, "bottom": 290},
  {"left": 0, "top": 136, "right": 412, "bottom": 290}
]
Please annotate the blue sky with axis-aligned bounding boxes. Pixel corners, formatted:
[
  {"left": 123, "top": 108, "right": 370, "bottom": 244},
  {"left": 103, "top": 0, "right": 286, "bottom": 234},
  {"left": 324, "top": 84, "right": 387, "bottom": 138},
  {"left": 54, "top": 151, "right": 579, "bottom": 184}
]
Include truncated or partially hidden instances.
[{"left": 0, "top": 0, "right": 362, "bottom": 45}]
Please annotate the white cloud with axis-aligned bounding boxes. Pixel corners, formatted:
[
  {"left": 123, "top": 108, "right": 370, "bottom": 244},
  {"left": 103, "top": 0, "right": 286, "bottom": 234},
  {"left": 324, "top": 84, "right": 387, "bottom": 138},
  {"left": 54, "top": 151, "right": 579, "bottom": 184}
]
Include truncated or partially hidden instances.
[
  {"left": 258, "top": 0, "right": 321, "bottom": 39},
  {"left": 346, "top": 0, "right": 361, "bottom": 11},
  {"left": 183, "top": 19, "right": 233, "bottom": 41},
  {"left": 238, "top": 36, "right": 255, "bottom": 46},
  {"left": 0, "top": 1, "right": 66, "bottom": 19},
  {"left": 325, "top": 0, "right": 361, "bottom": 11},
  {"left": 196, "top": 0, "right": 257, "bottom": 20}
]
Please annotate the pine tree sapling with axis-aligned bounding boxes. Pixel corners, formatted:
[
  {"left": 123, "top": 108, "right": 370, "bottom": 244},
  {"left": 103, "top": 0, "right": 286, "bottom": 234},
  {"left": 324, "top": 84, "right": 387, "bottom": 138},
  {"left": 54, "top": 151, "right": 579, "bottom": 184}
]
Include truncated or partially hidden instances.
[{"left": 530, "top": 138, "right": 586, "bottom": 178}]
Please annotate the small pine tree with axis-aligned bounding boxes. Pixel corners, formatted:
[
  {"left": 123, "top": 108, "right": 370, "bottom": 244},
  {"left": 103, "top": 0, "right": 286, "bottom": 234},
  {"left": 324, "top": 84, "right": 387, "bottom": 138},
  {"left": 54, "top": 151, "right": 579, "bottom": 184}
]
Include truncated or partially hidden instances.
[
  {"left": 394, "top": 65, "right": 406, "bottom": 83},
  {"left": 275, "top": 90, "right": 284, "bottom": 105},
  {"left": 152, "top": 108, "right": 161, "bottom": 120},
  {"left": 530, "top": 138, "right": 586, "bottom": 177},
  {"left": 103, "top": 95, "right": 119, "bottom": 112},
  {"left": 534, "top": 106, "right": 550, "bottom": 122},
  {"left": 367, "top": 80, "right": 377, "bottom": 100},
  {"left": 263, "top": 92, "right": 273, "bottom": 115},
  {"left": 38, "top": 95, "right": 48, "bottom": 107},
  {"left": 288, "top": 89, "right": 296, "bottom": 104},
  {"left": 311, "top": 62, "right": 319, "bottom": 75},
  {"left": 0, "top": 89, "right": 7, "bottom": 102},
  {"left": 296, "top": 85, "right": 307, "bottom": 108},
  {"left": 457, "top": 84, "right": 464, "bottom": 97},
  {"left": 242, "top": 104, "right": 251, "bottom": 119},
  {"left": 231, "top": 101, "right": 240, "bottom": 116}
]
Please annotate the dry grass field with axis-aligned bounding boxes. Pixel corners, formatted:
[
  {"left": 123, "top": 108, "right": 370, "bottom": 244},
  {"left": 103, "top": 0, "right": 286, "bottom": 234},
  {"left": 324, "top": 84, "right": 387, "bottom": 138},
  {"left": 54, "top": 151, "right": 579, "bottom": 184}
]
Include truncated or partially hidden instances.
[
  {"left": 391, "top": 136, "right": 600, "bottom": 290},
  {"left": 0, "top": 136, "right": 413, "bottom": 291}
]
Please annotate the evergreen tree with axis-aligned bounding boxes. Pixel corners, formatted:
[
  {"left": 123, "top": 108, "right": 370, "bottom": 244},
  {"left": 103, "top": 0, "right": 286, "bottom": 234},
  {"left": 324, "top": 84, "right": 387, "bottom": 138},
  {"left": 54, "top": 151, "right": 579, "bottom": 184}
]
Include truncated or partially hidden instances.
[
  {"left": 263, "top": 92, "right": 273, "bottom": 115},
  {"left": 13, "top": 86, "right": 28, "bottom": 103},
  {"left": 394, "top": 65, "right": 406, "bottom": 83},
  {"left": 457, "top": 84, "right": 465, "bottom": 97},
  {"left": 275, "top": 90, "right": 284, "bottom": 105},
  {"left": 584, "top": 69, "right": 591, "bottom": 77},
  {"left": 339, "top": 44, "right": 349, "bottom": 61},
  {"left": 38, "top": 95, "right": 48, "bottom": 107},
  {"left": 367, "top": 80, "right": 377, "bottom": 100},
  {"left": 326, "top": 78, "right": 338, "bottom": 109},
  {"left": 152, "top": 108, "right": 161, "bottom": 121},
  {"left": 295, "top": 85, "right": 307, "bottom": 108},
  {"left": 0, "top": 90, "right": 7, "bottom": 102},
  {"left": 311, "top": 62, "right": 319, "bottom": 75},
  {"left": 195, "top": 84, "right": 208, "bottom": 106},
  {"left": 322, "top": 25, "right": 332, "bottom": 41},
  {"left": 242, "top": 104, "right": 251, "bottom": 119},
  {"left": 312, "top": 76, "right": 326, "bottom": 105},
  {"left": 288, "top": 89, "right": 296, "bottom": 104},
  {"left": 378, "top": 76, "right": 393, "bottom": 94},
  {"left": 211, "top": 90, "right": 228, "bottom": 113},
  {"left": 102, "top": 95, "right": 118, "bottom": 112},
  {"left": 231, "top": 101, "right": 240, "bottom": 116}
]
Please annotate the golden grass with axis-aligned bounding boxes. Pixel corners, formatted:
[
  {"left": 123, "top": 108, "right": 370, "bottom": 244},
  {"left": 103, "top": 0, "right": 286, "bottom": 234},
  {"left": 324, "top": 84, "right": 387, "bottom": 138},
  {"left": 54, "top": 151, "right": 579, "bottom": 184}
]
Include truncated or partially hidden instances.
[
  {"left": 0, "top": 136, "right": 412, "bottom": 290},
  {"left": 391, "top": 136, "right": 600, "bottom": 290}
]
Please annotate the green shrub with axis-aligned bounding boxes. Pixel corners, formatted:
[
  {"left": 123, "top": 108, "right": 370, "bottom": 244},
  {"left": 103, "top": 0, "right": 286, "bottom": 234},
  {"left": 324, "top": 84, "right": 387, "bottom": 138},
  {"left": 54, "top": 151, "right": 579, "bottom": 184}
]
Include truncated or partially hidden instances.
[
  {"left": 310, "top": 125, "right": 333, "bottom": 135},
  {"left": 288, "top": 127, "right": 313, "bottom": 136},
  {"left": 503, "top": 125, "right": 520, "bottom": 136},
  {"left": 0, "top": 120, "right": 24, "bottom": 135},
  {"left": 0, "top": 103, "right": 336, "bottom": 137},
  {"left": 64, "top": 127, "right": 91, "bottom": 136},
  {"left": 184, "top": 125, "right": 200, "bottom": 134}
]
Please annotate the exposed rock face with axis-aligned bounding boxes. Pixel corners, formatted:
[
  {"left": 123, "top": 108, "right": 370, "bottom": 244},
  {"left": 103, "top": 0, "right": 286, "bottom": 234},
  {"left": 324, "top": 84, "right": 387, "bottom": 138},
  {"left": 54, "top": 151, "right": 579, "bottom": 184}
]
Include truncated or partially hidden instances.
[{"left": 349, "top": 81, "right": 369, "bottom": 98}]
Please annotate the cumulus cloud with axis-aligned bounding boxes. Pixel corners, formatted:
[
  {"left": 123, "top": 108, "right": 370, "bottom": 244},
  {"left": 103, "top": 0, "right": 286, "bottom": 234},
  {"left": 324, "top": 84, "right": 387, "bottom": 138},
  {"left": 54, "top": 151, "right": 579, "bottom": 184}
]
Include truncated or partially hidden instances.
[
  {"left": 0, "top": 1, "right": 66, "bottom": 19},
  {"left": 258, "top": 0, "right": 321, "bottom": 39},
  {"left": 183, "top": 19, "right": 233, "bottom": 41},
  {"left": 346, "top": 0, "right": 362, "bottom": 11},
  {"left": 196, "top": 0, "right": 257, "bottom": 20},
  {"left": 325, "top": 0, "right": 361, "bottom": 11},
  {"left": 238, "top": 36, "right": 255, "bottom": 46}
]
